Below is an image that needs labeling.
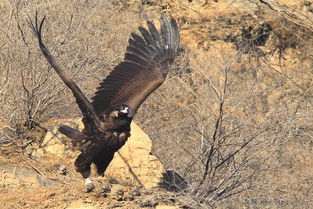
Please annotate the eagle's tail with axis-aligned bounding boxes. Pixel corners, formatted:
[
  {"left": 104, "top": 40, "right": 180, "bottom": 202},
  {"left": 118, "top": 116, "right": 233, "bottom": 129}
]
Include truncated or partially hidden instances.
[{"left": 59, "top": 125, "right": 87, "bottom": 142}]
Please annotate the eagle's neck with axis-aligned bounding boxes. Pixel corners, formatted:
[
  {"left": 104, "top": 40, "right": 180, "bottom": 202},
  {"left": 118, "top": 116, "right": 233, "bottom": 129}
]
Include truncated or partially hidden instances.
[{"left": 112, "top": 116, "right": 133, "bottom": 132}]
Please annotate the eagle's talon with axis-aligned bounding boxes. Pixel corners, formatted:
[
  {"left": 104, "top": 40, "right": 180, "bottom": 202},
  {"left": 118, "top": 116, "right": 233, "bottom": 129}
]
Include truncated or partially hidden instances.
[{"left": 84, "top": 178, "right": 95, "bottom": 192}]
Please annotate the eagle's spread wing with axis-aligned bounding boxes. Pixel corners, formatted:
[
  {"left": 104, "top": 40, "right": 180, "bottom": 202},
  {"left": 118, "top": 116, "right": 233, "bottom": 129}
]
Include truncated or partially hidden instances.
[
  {"left": 91, "top": 15, "right": 179, "bottom": 117},
  {"left": 28, "top": 13, "right": 102, "bottom": 133}
]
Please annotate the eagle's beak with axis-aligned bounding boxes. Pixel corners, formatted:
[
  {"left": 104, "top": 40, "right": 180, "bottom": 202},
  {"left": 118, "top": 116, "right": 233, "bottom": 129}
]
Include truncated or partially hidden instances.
[{"left": 120, "top": 107, "right": 130, "bottom": 114}]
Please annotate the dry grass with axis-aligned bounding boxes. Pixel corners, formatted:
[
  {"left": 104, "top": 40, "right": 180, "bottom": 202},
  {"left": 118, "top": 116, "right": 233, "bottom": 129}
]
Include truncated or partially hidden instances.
[
  {"left": 1, "top": 0, "right": 313, "bottom": 208},
  {"left": 0, "top": 0, "right": 142, "bottom": 136}
]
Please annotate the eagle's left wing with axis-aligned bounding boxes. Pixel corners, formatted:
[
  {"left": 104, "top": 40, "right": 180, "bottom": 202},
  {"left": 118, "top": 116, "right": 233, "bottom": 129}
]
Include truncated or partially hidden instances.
[{"left": 92, "top": 15, "right": 180, "bottom": 117}]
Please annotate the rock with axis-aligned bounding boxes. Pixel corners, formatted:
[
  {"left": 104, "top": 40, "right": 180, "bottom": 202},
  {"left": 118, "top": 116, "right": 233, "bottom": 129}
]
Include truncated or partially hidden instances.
[
  {"left": 32, "top": 118, "right": 165, "bottom": 188},
  {"left": 85, "top": 183, "right": 95, "bottom": 193},
  {"left": 116, "top": 189, "right": 124, "bottom": 196},
  {"left": 58, "top": 164, "right": 69, "bottom": 175},
  {"left": 32, "top": 118, "right": 83, "bottom": 157},
  {"left": 127, "top": 194, "right": 135, "bottom": 201},
  {"left": 101, "top": 183, "right": 111, "bottom": 193},
  {"left": 304, "top": 1, "right": 311, "bottom": 6},
  {"left": 0, "top": 166, "right": 57, "bottom": 187},
  {"left": 106, "top": 122, "right": 165, "bottom": 188},
  {"left": 132, "top": 189, "right": 141, "bottom": 197},
  {"left": 117, "top": 196, "right": 124, "bottom": 201}
]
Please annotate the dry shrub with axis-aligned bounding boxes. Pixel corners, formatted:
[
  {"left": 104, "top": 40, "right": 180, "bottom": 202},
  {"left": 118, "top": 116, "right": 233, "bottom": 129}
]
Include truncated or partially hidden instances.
[
  {"left": 1, "top": 0, "right": 313, "bottom": 208},
  {"left": 136, "top": 18, "right": 313, "bottom": 207},
  {"left": 136, "top": 45, "right": 271, "bottom": 207},
  {"left": 0, "top": 0, "right": 142, "bottom": 142}
]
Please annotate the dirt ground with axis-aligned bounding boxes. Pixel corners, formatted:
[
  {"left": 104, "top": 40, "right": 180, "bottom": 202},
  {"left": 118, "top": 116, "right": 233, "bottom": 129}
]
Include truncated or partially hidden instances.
[{"left": 0, "top": 144, "right": 184, "bottom": 209}]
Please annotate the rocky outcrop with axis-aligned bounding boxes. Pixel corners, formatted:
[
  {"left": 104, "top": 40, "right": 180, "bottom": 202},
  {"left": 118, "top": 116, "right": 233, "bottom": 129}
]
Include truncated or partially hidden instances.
[
  {"left": 32, "top": 118, "right": 165, "bottom": 188},
  {"left": 105, "top": 122, "right": 164, "bottom": 188}
]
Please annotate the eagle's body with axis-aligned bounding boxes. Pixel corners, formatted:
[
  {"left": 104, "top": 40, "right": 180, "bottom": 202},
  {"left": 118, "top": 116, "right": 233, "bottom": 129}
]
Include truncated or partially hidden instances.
[
  {"left": 75, "top": 107, "right": 132, "bottom": 179},
  {"left": 75, "top": 130, "right": 130, "bottom": 178},
  {"left": 29, "top": 13, "right": 179, "bottom": 191}
]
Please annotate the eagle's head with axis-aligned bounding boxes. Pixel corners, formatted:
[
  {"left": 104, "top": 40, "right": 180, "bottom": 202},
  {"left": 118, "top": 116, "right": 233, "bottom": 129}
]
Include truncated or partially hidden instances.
[{"left": 112, "top": 104, "right": 131, "bottom": 118}]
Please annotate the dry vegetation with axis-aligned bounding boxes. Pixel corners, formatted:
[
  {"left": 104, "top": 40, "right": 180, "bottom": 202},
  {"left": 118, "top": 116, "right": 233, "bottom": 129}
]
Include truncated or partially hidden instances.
[{"left": 1, "top": 0, "right": 313, "bottom": 208}]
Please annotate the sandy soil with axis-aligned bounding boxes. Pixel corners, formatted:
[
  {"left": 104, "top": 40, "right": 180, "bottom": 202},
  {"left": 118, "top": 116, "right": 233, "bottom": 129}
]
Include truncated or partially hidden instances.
[{"left": 0, "top": 145, "right": 182, "bottom": 209}]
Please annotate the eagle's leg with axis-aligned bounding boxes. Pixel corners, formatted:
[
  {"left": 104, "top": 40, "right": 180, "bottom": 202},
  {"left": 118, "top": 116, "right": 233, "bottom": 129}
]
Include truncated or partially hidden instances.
[
  {"left": 93, "top": 132, "right": 130, "bottom": 176},
  {"left": 93, "top": 151, "right": 115, "bottom": 176},
  {"left": 75, "top": 152, "right": 95, "bottom": 192}
]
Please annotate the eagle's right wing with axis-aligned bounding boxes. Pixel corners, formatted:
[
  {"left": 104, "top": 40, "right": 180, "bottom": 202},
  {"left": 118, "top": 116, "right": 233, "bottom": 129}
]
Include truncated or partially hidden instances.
[{"left": 28, "top": 13, "right": 103, "bottom": 133}]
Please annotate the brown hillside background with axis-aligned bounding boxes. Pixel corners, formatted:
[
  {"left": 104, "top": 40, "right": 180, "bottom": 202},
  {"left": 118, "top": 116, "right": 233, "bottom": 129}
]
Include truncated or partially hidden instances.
[{"left": 1, "top": 0, "right": 313, "bottom": 208}]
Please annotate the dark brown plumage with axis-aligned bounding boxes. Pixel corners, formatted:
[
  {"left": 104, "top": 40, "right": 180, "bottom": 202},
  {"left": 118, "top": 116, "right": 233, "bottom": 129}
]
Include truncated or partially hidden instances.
[{"left": 28, "top": 12, "right": 179, "bottom": 190}]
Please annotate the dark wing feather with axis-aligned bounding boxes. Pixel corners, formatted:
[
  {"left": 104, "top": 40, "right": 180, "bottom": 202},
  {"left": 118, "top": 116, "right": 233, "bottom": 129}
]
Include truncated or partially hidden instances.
[
  {"left": 138, "top": 26, "right": 155, "bottom": 46},
  {"left": 161, "top": 14, "right": 180, "bottom": 53},
  {"left": 92, "top": 15, "right": 179, "bottom": 117},
  {"left": 147, "top": 20, "right": 162, "bottom": 49},
  {"left": 28, "top": 13, "right": 103, "bottom": 132}
]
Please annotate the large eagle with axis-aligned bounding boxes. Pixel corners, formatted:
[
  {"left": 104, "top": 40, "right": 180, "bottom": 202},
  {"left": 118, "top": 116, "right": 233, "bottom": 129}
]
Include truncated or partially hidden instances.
[{"left": 28, "top": 13, "right": 179, "bottom": 191}]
